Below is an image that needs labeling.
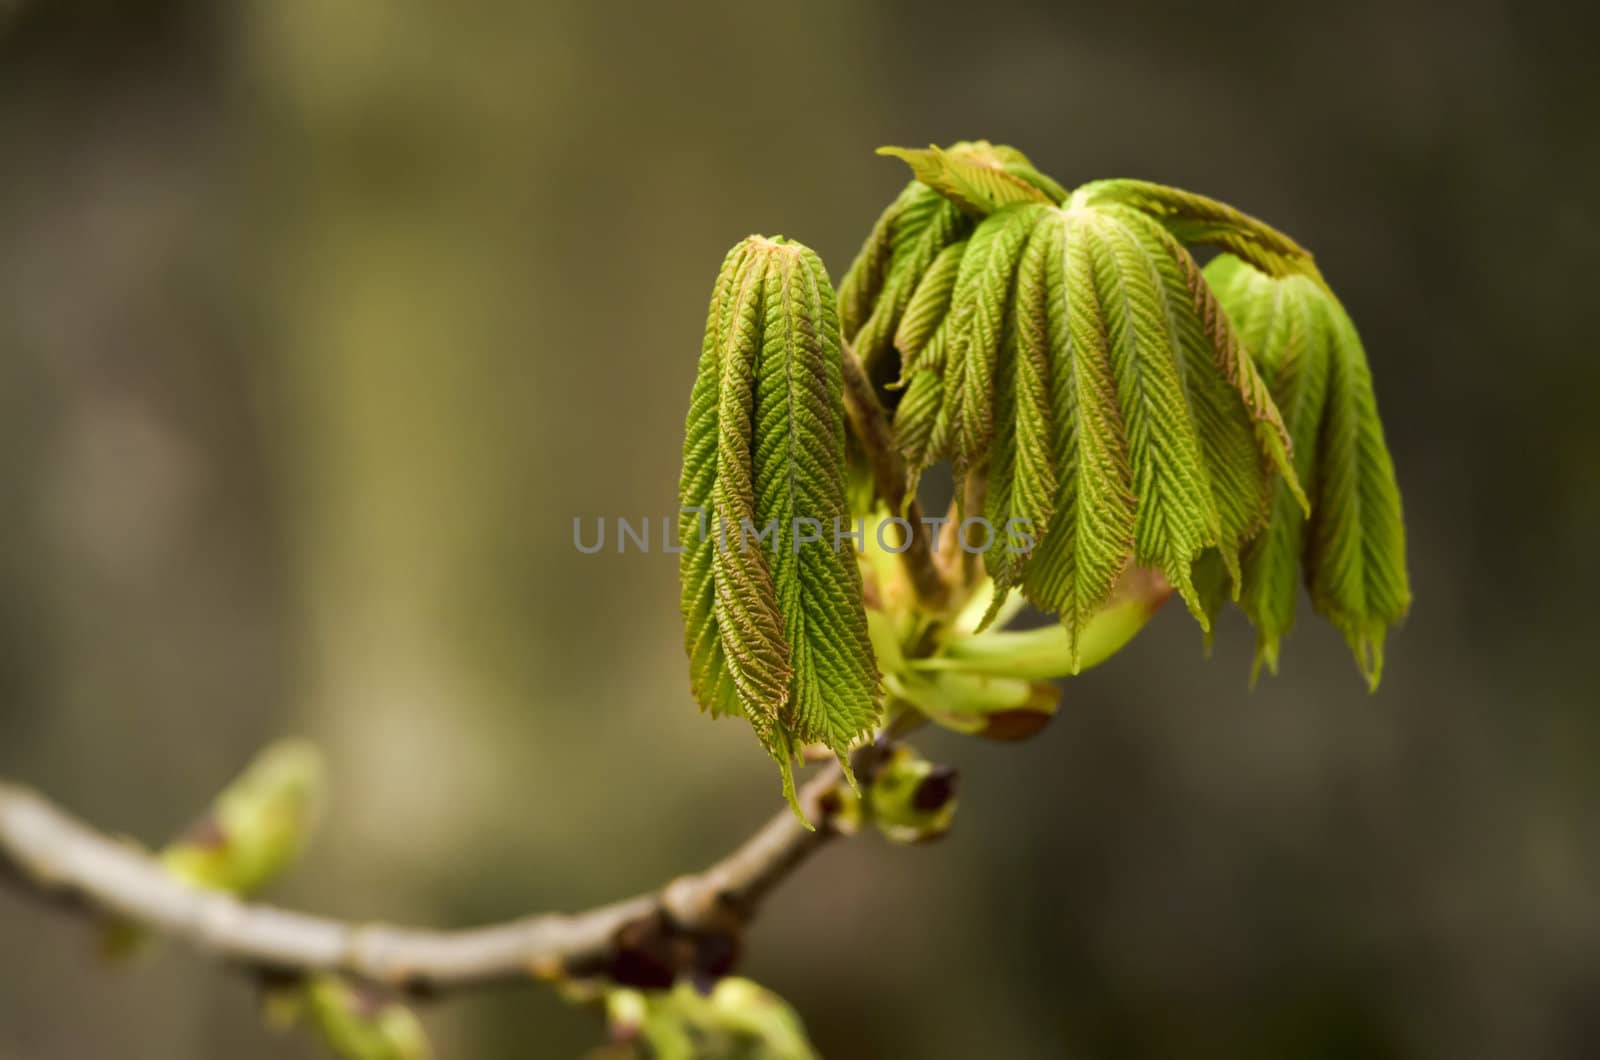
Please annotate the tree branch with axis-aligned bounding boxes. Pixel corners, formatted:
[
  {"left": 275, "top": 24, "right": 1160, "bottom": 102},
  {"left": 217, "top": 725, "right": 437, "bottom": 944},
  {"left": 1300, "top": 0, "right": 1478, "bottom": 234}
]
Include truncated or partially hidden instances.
[{"left": 0, "top": 761, "right": 851, "bottom": 998}]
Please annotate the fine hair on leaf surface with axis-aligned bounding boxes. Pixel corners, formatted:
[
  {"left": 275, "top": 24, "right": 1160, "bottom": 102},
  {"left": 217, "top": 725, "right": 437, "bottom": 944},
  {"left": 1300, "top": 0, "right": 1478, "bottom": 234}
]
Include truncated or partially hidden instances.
[{"left": 679, "top": 236, "right": 881, "bottom": 821}]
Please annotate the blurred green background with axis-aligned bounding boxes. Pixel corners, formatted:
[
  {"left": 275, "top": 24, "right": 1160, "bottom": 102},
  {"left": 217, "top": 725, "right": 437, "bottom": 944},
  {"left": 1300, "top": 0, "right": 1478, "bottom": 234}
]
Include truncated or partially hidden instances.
[{"left": 1, "top": 1, "right": 1596, "bottom": 1057}]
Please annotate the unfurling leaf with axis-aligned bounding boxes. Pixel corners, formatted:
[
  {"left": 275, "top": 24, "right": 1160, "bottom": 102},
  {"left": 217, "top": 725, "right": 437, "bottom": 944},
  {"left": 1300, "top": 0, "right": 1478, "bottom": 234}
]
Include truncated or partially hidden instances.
[
  {"left": 680, "top": 236, "right": 881, "bottom": 821},
  {"left": 882, "top": 174, "right": 1302, "bottom": 660},
  {"left": 1202, "top": 255, "right": 1411, "bottom": 688},
  {"left": 838, "top": 141, "right": 1065, "bottom": 392}
]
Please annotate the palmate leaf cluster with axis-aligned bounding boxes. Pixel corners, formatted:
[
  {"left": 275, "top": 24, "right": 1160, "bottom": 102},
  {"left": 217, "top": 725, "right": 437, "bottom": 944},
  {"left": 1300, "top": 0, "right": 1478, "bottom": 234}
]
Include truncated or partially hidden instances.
[
  {"left": 679, "top": 141, "right": 1412, "bottom": 803},
  {"left": 837, "top": 144, "right": 1408, "bottom": 679},
  {"left": 853, "top": 153, "right": 1315, "bottom": 662}
]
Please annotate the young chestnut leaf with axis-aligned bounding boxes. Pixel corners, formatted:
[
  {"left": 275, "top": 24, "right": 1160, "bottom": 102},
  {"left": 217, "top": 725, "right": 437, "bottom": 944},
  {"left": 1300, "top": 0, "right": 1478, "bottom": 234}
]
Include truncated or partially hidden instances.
[
  {"left": 897, "top": 202, "right": 1053, "bottom": 486},
  {"left": 837, "top": 141, "right": 1065, "bottom": 392},
  {"left": 1200, "top": 255, "right": 1411, "bottom": 688},
  {"left": 679, "top": 236, "right": 881, "bottom": 822},
  {"left": 880, "top": 170, "right": 1305, "bottom": 662}
]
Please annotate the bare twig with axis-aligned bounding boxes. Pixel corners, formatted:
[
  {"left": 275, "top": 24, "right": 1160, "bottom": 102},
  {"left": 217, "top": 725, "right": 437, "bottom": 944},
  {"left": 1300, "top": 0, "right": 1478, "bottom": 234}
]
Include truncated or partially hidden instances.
[
  {"left": 0, "top": 762, "right": 851, "bottom": 998},
  {"left": 838, "top": 342, "right": 949, "bottom": 610}
]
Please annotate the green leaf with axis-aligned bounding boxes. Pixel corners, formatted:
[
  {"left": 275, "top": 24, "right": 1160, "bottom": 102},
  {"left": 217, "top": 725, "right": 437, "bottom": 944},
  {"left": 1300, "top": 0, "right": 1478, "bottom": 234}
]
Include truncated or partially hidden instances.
[
  {"left": 877, "top": 144, "right": 1055, "bottom": 217},
  {"left": 883, "top": 185, "right": 1306, "bottom": 661},
  {"left": 680, "top": 241, "right": 786, "bottom": 725},
  {"left": 1107, "top": 205, "right": 1306, "bottom": 577},
  {"left": 890, "top": 204, "right": 1047, "bottom": 487},
  {"left": 944, "top": 204, "right": 1054, "bottom": 478},
  {"left": 839, "top": 142, "right": 1065, "bottom": 392},
  {"left": 1071, "top": 178, "right": 1319, "bottom": 280},
  {"left": 893, "top": 239, "right": 966, "bottom": 367},
  {"left": 1010, "top": 211, "right": 1138, "bottom": 653},
  {"left": 754, "top": 245, "right": 882, "bottom": 776},
  {"left": 1206, "top": 255, "right": 1327, "bottom": 677},
  {"left": 1073, "top": 207, "right": 1222, "bottom": 622},
  {"left": 889, "top": 360, "right": 945, "bottom": 487},
  {"left": 1307, "top": 290, "right": 1411, "bottom": 687},
  {"left": 680, "top": 237, "right": 882, "bottom": 820},
  {"left": 980, "top": 217, "right": 1059, "bottom": 616},
  {"left": 838, "top": 181, "right": 970, "bottom": 384},
  {"left": 1205, "top": 254, "right": 1411, "bottom": 688}
]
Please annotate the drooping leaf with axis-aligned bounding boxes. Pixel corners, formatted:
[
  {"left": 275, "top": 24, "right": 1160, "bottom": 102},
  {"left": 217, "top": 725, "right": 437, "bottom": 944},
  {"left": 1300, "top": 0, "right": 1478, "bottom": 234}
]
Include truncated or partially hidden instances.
[
  {"left": 1307, "top": 279, "right": 1410, "bottom": 687},
  {"left": 679, "top": 236, "right": 881, "bottom": 819},
  {"left": 1204, "top": 254, "right": 1327, "bottom": 675},
  {"left": 889, "top": 357, "right": 945, "bottom": 485},
  {"left": 681, "top": 241, "right": 787, "bottom": 725},
  {"left": 1074, "top": 207, "right": 1223, "bottom": 621},
  {"left": 944, "top": 203, "right": 1054, "bottom": 478},
  {"left": 1071, "top": 178, "right": 1319, "bottom": 280},
  {"left": 1205, "top": 254, "right": 1411, "bottom": 687},
  {"left": 893, "top": 239, "right": 966, "bottom": 368},
  {"left": 889, "top": 204, "right": 1048, "bottom": 489},
  {"left": 878, "top": 162, "right": 1308, "bottom": 660},
  {"left": 753, "top": 245, "right": 881, "bottom": 776},
  {"left": 1106, "top": 205, "right": 1306, "bottom": 580},
  {"left": 980, "top": 217, "right": 1059, "bottom": 614},
  {"left": 1011, "top": 210, "right": 1138, "bottom": 654}
]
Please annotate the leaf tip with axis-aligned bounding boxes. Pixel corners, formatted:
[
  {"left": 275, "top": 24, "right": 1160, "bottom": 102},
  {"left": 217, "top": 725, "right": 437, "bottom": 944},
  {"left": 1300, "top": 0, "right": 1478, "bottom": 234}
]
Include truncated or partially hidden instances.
[
  {"left": 1170, "top": 568, "right": 1211, "bottom": 635},
  {"left": 1284, "top": 466, "right": 1311, "bottom": 517},
  {"left": 1250, "top": 635, "right": 1281, "bottom": 686},
  {"left": 777, "top": 755, "right": 815, "bottom": 831}
]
